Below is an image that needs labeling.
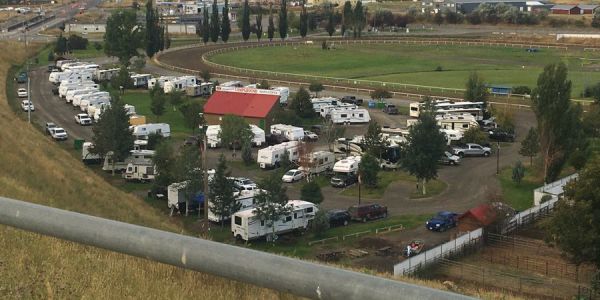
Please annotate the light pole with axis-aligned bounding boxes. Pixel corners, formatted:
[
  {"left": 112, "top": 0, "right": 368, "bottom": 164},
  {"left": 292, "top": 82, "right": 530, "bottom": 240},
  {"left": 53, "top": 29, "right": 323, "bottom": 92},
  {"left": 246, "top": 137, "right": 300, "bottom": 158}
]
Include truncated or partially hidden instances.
[{"left": 496, "top": 141, "right": 500, "bottom": 175}]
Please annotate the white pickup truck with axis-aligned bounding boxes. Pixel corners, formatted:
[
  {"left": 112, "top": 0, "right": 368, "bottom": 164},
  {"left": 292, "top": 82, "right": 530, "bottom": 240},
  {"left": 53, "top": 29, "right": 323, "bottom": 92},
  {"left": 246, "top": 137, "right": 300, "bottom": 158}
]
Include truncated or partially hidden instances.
[{"left": 451, "top": 143, "right": 491, "bottom": 157}]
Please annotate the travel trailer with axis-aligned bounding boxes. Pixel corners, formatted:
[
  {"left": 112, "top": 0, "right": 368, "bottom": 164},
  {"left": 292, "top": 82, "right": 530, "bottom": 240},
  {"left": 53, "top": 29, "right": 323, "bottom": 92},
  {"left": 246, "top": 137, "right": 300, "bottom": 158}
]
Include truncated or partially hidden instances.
[
  {"left": 270, "top": 124, "right": 304, "bottom": 141},
  {"left": 409, "top": 100, "right": 485, "bottom": 120},
  {"left": 93, "top": 68, "right": 120, "bottom": 82},
  {"left": 231, "top": 200, "right": 318, "bottom": 241},
  {"left": 311, "top": 97, "right": 338, "bottom": 112},
  {"left": 72, "top": 91, "right": 109, "bottom": 108},
  {"left": 82, "top": 97, "right": 110, "bottom": 113},
  {"left": 163, "top": 76, "right": 198, "bottom": 93},
  {"left": 272, "top": 87, "right": 290, "bottom": 105},
  {"left": 298, "top": 151, "right": 335, "bottom": 175},
  {"left": 329, "top": 107, "right": 371, "bottom": 124},
  {"left": 437, "top": 114, "right": 479, "bottom": 132},
  {"left": 89, "top": 101, "right": 111, "bottom": 121},
  {"left": 49, "top": 71, "right": 93, "bottom": 84},
  {"left": 65, "top": 87, "right": 100, "bottom": 104},
  {"left": 81, "top": 142, "right": 102, "bottom": 164},
  {"left": 205, "top": 124, "right": 265, "bottom": 148},
  {"left": 257, "top": 141, "right": 300, "bottom": 169},
  {"left": 319, "top": 103, "right": 356, "bottom": 118},
  {"left": 131, "top": 74, "right": 152, "bottom": 88},
  {"left": 208, "top": 189, "right": 264, "bottom": 222},
  {"left": 58, "top": 82, "right": 98, "bottom": 98},
  {"left": 122, "top": 162, "right": 156, "bottom": 182},
  {"left": 250, "top": 124, "right": 266, "bottom": 147},
  {"left": 102, "top": 149, "right": 155, "bottom": 172},
  {"left": 186, "top": 82, "right": 214, "bottom": 97},
  {"left": 147, "top": 76, "right": 175, "bottom": 90},
  {"left": 167, "top": 181, "right": 206, "bottom": 215},
  {"left": 131, "top": 123, "right": 171, "bottom": 139},
  {"left": 220, "top": 81, "right": 243, "bottom": 88}
]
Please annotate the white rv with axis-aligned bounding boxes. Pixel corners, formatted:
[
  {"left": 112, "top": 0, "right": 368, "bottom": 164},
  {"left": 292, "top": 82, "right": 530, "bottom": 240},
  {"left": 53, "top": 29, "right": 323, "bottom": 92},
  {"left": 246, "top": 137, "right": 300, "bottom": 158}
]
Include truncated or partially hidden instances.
[
  {"left": 220, "top": 80, "right": 243, "bottom": 88},
  {"left": 102, "top": 149, "right": 155, "bottom": 172},
  {"left": 72, "top": 91, "right": 109, "bottom": 108},
  {"left": 270, "top": 124, "right": 304, "bottom": 141},
  {"left": 131, "top": 74, "right": 152, "bottom": 88},
  {"left": 332, "top": 156, "right": 361, "bottom": 175},
  {"left": 231, "top": 200, "right": 318, "bottom": 241},
  {"left": 65, "top": 87, "right": 99, "bottom": 104},
  {"left": 88, "top": 101, "right": 111, "bottom": 120},
  {"left": 272, "top": 87, "right": 290, "bottom": 105},
  {"left": 63, "top": 64, "right": 100, "bottom": 73},
  {"left": 298, "top": 151, "right": 335, "bottom": 175},
  {"left": 58, "top": 82, "right": 98, "bottom": 98},
  {"left": 319, "top": 103, "right": 356, "bottom": 118},
  {"left": 185, "top": 82, "right": 214, "bottom": 97},
  {"left": 311, "top": 97, "right": 338, "bottom": 112},
  {"left": 93, "top": 68, "right": 120, "bottom": 82},
  {"left": 250, "top": 124, "right": 266, "bottom": 147},
  {"left": 440, "top": 129, "right": 464, "bottom": 144},
  {"left": 82, "top": 97, "right": 110, "bottom": 113},
  {"left": 131, "top": 123, "right": 171, "bottom": 139},
  {"left": 56, "top": 59, "right": 76, "bottom": 68},
  {"left": 205, "top": 124, "right": 265, "bottom": 148},
  {"left": 49, "top": 71, "right": 93, "bottom": 84},
  {"left": 122, "top": 162, "right": 156, "bottom": 181},
  {"left": 257, "top": 141, "right": 300, "bottom": 169},
  {"left": 163, "top": 76, "right": 197, "bottom": 93},
  {"left": 329, "top": 107, "right": 371, "bottom": 124},
  {"left": 81, "top": 142, "right": 102, "bottom": 164},
  {"left": 147, "top": 76, "right": 175, "bottom": 90},
  {"left": 437, "top": 114, "right": 479, "bottom": 132},
  {"left": 208, "top": 189, "right": 264, "bottom": 222}
]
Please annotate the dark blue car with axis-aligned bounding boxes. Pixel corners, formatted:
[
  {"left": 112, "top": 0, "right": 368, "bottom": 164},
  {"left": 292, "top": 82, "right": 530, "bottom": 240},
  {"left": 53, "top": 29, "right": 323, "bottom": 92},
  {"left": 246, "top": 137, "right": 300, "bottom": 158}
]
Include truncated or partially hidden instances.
[{"left": 425, "top": 211, "right": 458, "bottom": 232}]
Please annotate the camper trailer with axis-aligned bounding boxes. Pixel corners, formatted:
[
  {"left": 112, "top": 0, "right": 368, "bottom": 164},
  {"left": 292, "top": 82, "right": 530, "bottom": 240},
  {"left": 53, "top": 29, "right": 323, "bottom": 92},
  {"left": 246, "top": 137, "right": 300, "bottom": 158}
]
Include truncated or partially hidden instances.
[
  {"left": 65, "top": 87, "right": 100, "bottom": 104},
  {"left": 220, "top": 81, "right": 243, "bottom": 88},
  {"left": 58, "top": 82, "right": 98, "bottom": 98},
  {"left": 49, "top": 71, "right": 93, "bottom": 84},
  {"left": 62, "top": 63, "right": 99, "bottom": 72},
  {"left": 270, "top": 124, "right": 304, "bottom": 141},
  {"left": 329, "top": 107, "right": 371, "bottom": 124},
  {"left": 298, "top": 151, "right": 335, "bottom": 175},
  {"left": 102, "top": 149, "right": 155, "bottom": 172},
  {"left": 208, "top": 189, "right": 264, "bottom": 222},
  {"left": 311, "top": 97, "right": 338, "bottom": 112},
  {"left": 88, "top": 101, "right": 111, "bottom": 120},
  {"left": 185, "top": 82, "right": 214, "bottom": 97},
  {"left": 319, "top": 103, "right": 356, "bottom": 118},
  {"left": 250, "top": 124, "right": 266, "bottom": 147},
  {"left": 163, "top": 76, "right": 197, "bottom": 93},
  {"left": 82, "top": 97, "right": 110, "bottom": 113},
  {"left": 122, "top": 162, "right": 156, "bottom": 181},
  {"left": 272, "top": 87, "right": 289, "bottom": 105},
  {"left": 205, "top": 124, "right": 265, "bottom": 148},
  {"left": 437, "top": 115, "right": 479, "bottom": 132},
  {"left": 257, "top": 141, "right": 300, "bottom": 169},
  {"left": 93, "top": 68, "right": 120, "bottom": 82},
  {"left": 147, "top": 76, "right": 175, "bottom": 90},
  {"left": 72, "top": 91, "right": 109, "bottom": 108},
  {"left": 440, "top": 129, "right": 464, "bottom": 145},
  {"left": 231, "top": 200, "right": 318, "bottom": 241},
  {"left": 131, "top": 74, "right": 152, "bottom": 88},
  {"left": 81, "top": 142, "right": 102, "bottom": 164},
  {"left": 131, "top": 123, "right": 171, "bottom": 139}
]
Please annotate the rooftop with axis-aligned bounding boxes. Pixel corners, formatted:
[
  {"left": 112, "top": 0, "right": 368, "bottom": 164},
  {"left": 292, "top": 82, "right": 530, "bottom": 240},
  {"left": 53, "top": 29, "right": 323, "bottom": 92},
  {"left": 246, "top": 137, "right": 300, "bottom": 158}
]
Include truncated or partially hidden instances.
[{"left": 203, "top": 90, "right": 280, "bottom": 118}]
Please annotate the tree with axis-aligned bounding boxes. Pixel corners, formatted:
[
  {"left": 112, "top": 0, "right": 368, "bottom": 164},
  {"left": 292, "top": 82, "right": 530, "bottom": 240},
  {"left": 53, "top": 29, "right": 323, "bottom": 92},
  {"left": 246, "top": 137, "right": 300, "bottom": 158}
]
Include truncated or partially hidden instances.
[
  {"left": 462, "top": 126, "right": 489, "bottom": 145},
  {"left": 132, "top": 56, "right": 146, "bottom": 73},
  {"left": 221, "top": 0, "right": 231, "bottom": 42},
  {"left": 279, "top": 149, "right": 292, "bottom": 170},
  {"left": 268, "top": 4, "right": 275, "bottom": 41},
  {"left": 531, "top": 63, "right": 583, "bottom": 182},
  {"left": 145, "top": 1, "right": 160, "bottom": 58},
  {"left": 90, "top": 99, "right": 135, "bottom": 175},
  {"left": 370, "top": 88, "right": 391, "bottom": 100},
  {"left": 311, "top": 209, "right": 330, "bottom": 237},
  {"left": 289, "top": 87, "right": 314, "bottom": 118},
  {"left": 178, "top": 101, "right": 204, "bottom": 133},
  {"left": 164, "top": 29, "right": 171, "bottom": 50},
  {"left": 308, "top": 81, "right": 324, "bottom": 97},
  {"left": 158, "top": 25, "right": 165, "bottom": 51},
  {"left": 153, "top": 139, "right": 176, "bottom": 188},
  {"left": 299, "top": 2, "right": 308, "bottom": 38},
  {"left": 166, "top": 90, "right": 185, "bottom": 110},
  {"left": 301, "top": 181, "right": 323, "bottom": 205},
  {"left": 253, "top": 173, "right": 291, "bottom": 243},
  {"left": 241, "top": 0, "right": 251, "bottom": 41},
  {"left": 519, "top": 127, "right": 540, "bottom": 166},
  {"left": 67, "top": 34, "right": 88, "bottom": 50},
  {"left": 434, "top": 10, "right": 444, "bottom": 25},
  {"left": 209, "top": 154, "right": 239, "bottom": 226},
  {"left": 342, "top": 1, "right": 353, "bottom": 37},
  {"left": 592, "top": 10, "right": 600, "bottom": 28},
  {"left": 257, "top": 79, "right": 270, "bottom": 89},
  {"left": 111, "top": 66, "right": 133, "bottom": 90},
  {"left": 402, "top": 103, "right": 447, "bottom": 195},
  {"left": 54, "top": 33, "right": 67, "bottom": 55},
  {"left": 201, "top": 69, "right": 211, "bottom": 83},
  {"left": 353, "top": 1, "right": 365, "bottom": 38},
  {"left": 326, "top": 10, "right": 335, "bottom": 37},
  {"left": 278, "top": 0, "right": 288, "bottom": 40},
  {"left": 512, "top": 161, "right": 525, "bottom": 184},
  {"left": 255, "top": 3, "right": 263, "bottom": 41},
  {"left": 150, "top": 84, "right": 167, "bottom": 122},
  {"left": 219, "top": 115, "right": 253, "bottom": 151},
  {"left": 464, "top": 72, "right": 488, "bottom": 107},
  {"left": 202, "top": 4, "right": 210, "bottom": 44},
  {"left": 172, "top": 146, "right": 204, "bottom": 216},
  {"left": 363, "top": 120, "right": 385, "bottom": 158},
  {"left": 359, "top": 153, "right": 380, "bottom": 188},
  {"left": 104, "top": 9, "right": 143, "bottom": 66},
  {"left": 544, "top": 158, "right": 600, "bottom": 268},
  {"left": 47, "top": 50, "right": 55, "bottom": 62},
  {"left": 241, "top": 139, "right": 253, "bottom": 165},
  {"left": 210, "top": 0, "right": 220, "bottom": 43}
]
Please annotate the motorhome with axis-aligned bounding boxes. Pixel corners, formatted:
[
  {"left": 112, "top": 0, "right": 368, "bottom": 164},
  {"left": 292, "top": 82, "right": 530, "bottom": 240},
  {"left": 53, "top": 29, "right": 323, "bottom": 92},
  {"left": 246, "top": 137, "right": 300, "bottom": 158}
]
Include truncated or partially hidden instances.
[
  {"left": 81, "top": 142, "right": 102, "bottom": 164},
  {"left": 72, "top": 91, "right": 109, "bottom": 108},
  {"left": 122, "top": 162, "right": 156, "bottom": 181},
  {"left": 409, "top": 100, "right": 485, "bottom": 120},
  {"left": 102, "top": 149, "right": 155, "bottom": 172},
  {"left": 311, "top": 97, "right": 338, "bottom": 112},
  {"left": 208, "top": 189, "right": 264, "bottom": 222},
  {"left": 205, "top": 124, "right": 265, "bottom": 148},
  {"left": 319, "top": 103, "right": 356, "bottom": 118},
  {"left": 147, "top": 76, "right": 175, "bottom": 90},
  {"left": 58, "top": 82, "right": 98, "bottom": 98},
  {"left": 163, "top": 76, "right": 197, "bottom": 93},
  {"left": 437, "top": 114, "right": 479, "bottom": 132},
  {"left": 220, "top": 81, "right": 243, "bottom": 88},
  {"left": 250, "top": 124, "right": 266, "bottom": 147},
  {"left": 131, "top": 74, "right": 152, "bottom": 88},
  {"left": 65, "top": 87, "right": 99, "bottom": 103},
  {"left": 298, "top": 151, "right": 335, "bottom": 175},
  {"left": 185, "top": 82, "right": 214, "bottom": 97},
  {"left": 131, "top": 123, "right": 171, "bottom": 139},
  {"left": 93, "top": 68, "right": 120, "bottom": 82},
  {"left": 270, "top": 124, "right": 304, "bottom": 141},
  {"left": 49, "top": 71, "right": 93, "bottom": 84},
  {"left": 231, "top": 200, "right": 318, "bottom": 241},
  {"left": 257, "top": 141, "right": 300, "bottom": 169},
  {"left": 332, "top": 156, "right": 361, "bottom": 175},
  {"left": 272, "top": 87, "right": 289, "bottom": 105},
  {"left": 329, "top": 107, "right": 371, "bottom": 124}
]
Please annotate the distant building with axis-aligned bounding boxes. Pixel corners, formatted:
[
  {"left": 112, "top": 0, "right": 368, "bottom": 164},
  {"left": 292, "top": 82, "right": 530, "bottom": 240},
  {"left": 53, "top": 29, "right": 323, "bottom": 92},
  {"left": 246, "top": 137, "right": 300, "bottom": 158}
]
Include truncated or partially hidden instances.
[
  {"left": 457, "top": 204, "right": 497, "bottom": 232},
  {"left": 550, "top": 4, "right": 581, "bottom": 14},
  {"left": 421, "top": 0, "right": 528, "bottom": 14},
  {"left": 577, "top": 4, "right": 599, "bottom": 14},
  {"left": 203, "top": 87, "right": 281, "bottom": 130}
]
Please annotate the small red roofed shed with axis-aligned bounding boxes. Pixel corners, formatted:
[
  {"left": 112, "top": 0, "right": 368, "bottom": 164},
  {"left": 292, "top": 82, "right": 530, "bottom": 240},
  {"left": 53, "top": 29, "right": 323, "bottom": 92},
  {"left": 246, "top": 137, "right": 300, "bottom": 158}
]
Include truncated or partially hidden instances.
[{"left": 458, "top": 203, "right": 498, "bottom": 232}]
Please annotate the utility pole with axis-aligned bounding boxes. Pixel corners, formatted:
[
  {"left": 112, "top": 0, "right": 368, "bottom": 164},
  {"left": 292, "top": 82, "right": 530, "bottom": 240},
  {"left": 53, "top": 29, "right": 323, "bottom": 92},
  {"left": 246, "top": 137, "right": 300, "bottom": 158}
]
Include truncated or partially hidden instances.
[
  {"left": 496, "top": 141, "right": 500, "bottom": 175},
  {"left": 199, "top": 113, "right": 210, "bottom": 233}
]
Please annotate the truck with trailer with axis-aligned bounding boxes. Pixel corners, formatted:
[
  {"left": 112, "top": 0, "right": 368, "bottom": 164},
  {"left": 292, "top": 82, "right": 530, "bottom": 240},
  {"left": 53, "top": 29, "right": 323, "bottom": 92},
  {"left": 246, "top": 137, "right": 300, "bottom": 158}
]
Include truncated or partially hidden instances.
[
  {"left": 257, "top": 141, "right": 300, "bottom": 169},
  {"left": 330, "top": 156, "right": 361, "bottom": 188}
]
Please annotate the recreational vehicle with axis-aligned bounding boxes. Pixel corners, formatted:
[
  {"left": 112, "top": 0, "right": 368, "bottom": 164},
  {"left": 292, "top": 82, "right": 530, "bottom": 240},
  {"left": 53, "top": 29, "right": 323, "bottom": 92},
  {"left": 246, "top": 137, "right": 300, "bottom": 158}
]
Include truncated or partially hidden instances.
[
  {"left": 72, "top": 91, "right": 109, "bottom": 108},
  {"left": 81, "top": 142, "right": 102, "bottom": 164},
  {"left": 82, "top": 97, "right": 110, "bottom": 113},
  {"left": 272, "top": 87, "right": 290, "bottom": 104},
  {"left": 122, "top": 162, "right": 156, "bottom": 181},
  {"left": 65, "top": 87, "right": 100, "bottom": 103},
  {"left": 298, "top": 151, "right": 335, "bottom": 175},
  {"left": 257, "top": 141, "right": 300, "bottom": 169},
  {"left": 330, "top": 156, "right": 361, "bottom": 188},
  {"left": 89, "top": 101, "right": 111, "bottom": 120},
  {"left": 231, "top": 200, "right": 318, "bottom": 241},
  {"left": 167, "top": 181, "right": 205, "bottom": 215},
  {"left": 93, "top": 68, "right": 120, "bottom": 82},
  {"left": 311, "top": 97, "right": 338, "bottom": 112},
  {"left": 208, "top": 189, "right": 264, "bottom": 222},
  {"left": 58, "top": 82, "right": 97, "bottom": 98},
  {"left": 409, "top": 100, "right": 485, "bottom": 120},
  {"left": 250, "top": 124, "right": 266, "bottom": 146},
  {"left": 319, "top": 103, "right": 356, "bottom": 118},
  {"left": 49, "top": 71, "right": 93, "bottom": 84},
  {"left": 131, "top": 123, "right": 171, "bottom": 139},
  {"left": 63, "top": 64, "right": 100, "bottom": 73},
  {"left": 131, "top": 74, "right": 152, "bottom": 88},
  {"left": 185, "top": 82, "right": 214, "bottom": 97},
  {"left": 102, "top": 149, "right": 155, "bottom": 172},
  {"left": 437, "top": 115, "right": 479, "bottom": 132},
  {"left": 270, "top": 124, "right": 304, "bottom": 141},
  {"left": 147, "top": 76, "right": 175, "bottom": 90},
  {"left": 205, "top": 125, "right": 222, "bottom": 148},
  {"left": 329, "top": 107, "right": 371, "bottom": 124},
  {"left": 163, "top": 76, "right": 197, "bottom": 93},
  {"left": 220, "top": 81, "right": 243, "bottom": 88}
]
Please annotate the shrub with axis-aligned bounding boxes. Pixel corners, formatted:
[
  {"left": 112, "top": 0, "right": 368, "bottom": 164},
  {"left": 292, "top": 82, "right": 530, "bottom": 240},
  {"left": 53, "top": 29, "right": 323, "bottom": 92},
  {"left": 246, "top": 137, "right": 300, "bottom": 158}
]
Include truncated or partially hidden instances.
[
  {"left": 435, "top": 65, "right": 443, "bottom": 72},
  {"left": 512, "top": 85, "right": 531, "bottom": 95},
  {"left": 512, "top": 161, "right": 525, "bottom": 184},
  {"left": 67, "top": 34, "right": 88, "bottom": 50}
]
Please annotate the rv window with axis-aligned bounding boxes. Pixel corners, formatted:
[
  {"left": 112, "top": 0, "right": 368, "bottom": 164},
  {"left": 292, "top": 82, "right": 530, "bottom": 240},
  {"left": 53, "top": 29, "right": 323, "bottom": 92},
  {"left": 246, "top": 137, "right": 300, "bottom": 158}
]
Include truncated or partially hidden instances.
[
  {"left": 260, "top": 220, "right": 265, "bottom": 226},
  {"left": 275, "top": 154, "right": 279, "bottom": 159},
  {"left": 410, "top": 107, "right": 418, "bottom": 111},
  {"left": 341, "top": 114, "right": 347, "bottom": 118},
  {"left": 285, "top": 216, "right": 292, "bottom": 222},
  {"left": 318, "top": 159, "right": 324, "bottom": 164},
  {"left": 294, "top": 213, "right": 297, "bottom": 219},
  {"left": 293, "top": 151, "right": 298, "bottom": 156},
  {"left": 359, "top": 114, "right": 364, "bottom": 118},
  {"left": 306, "top": 207, "right": 314, "bottom": 213},
  {"left": 234, "top": 216, "right": 242, "bottom": 226},
  {"left": 462, "top": 124, "right": 468, "bottom": 128}
]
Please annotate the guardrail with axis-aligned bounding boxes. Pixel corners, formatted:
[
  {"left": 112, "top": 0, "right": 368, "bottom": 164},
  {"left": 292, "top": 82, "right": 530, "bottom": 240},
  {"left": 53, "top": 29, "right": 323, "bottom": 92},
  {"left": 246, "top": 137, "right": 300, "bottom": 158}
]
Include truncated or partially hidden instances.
[
  {"left": 342, "top": 230, "right": 372, "bottom": 240},
  {"left": 0, "top": 196, "right": 472, "bottom": 300}
]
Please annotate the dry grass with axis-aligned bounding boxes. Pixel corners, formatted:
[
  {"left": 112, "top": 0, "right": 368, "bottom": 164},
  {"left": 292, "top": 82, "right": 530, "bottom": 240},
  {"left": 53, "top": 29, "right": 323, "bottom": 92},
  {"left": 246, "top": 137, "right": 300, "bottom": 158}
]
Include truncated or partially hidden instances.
[
  {"left": 0, "top": 11, "right": 18, "bottom": 22},
  {"left": 73, "top": 11, "right": 105, "bottom": 23},
  {"left": 98, "top": 0, "right": 144, "bottom": 8}
]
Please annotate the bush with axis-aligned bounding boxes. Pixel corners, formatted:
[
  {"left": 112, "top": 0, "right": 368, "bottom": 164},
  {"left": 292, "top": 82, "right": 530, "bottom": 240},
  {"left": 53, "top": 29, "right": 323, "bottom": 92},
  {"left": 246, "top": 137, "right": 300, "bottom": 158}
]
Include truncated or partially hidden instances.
[
  {"left": 310, "top": 209, "right": 330, "bottom": 237},
  {"left": 47, "top": 51, "right": 54, "bottom": 62},
  {"left": 462, "top": 127, "right": 489, "bottom": 145},
  {"left": 67, "top": 34, "right": 88, "bottom": 50},
  {"left": 512, "top": 161, "right": 525, "bottom": 184},
  {"left": 512, "top": 85, "right": 531, "bottom": 95},
  {"left": 93, "top": 42, "right": 103, "bottom": 51},
  {"left": 435, "top": 65, "right": 443, "bottom": 72},
  {"left": 370, "top": 88, "right": 392, "bottom": 100},
  {"left": 540, "top": 194, "right": 552, "bottom": 203}
]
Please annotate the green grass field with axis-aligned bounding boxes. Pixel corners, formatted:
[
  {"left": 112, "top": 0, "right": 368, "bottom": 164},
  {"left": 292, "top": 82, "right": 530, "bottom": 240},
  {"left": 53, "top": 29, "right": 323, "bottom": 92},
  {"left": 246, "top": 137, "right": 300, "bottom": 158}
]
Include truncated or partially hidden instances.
[
  {"left": 497, "top": 166, "right": 542, "bottom": 211},
  {"left": 210, "top": 44, "right": 600, "bottom": 97},
  {"left": 340, "top": 171, "right": 446, "bottom": 199}
]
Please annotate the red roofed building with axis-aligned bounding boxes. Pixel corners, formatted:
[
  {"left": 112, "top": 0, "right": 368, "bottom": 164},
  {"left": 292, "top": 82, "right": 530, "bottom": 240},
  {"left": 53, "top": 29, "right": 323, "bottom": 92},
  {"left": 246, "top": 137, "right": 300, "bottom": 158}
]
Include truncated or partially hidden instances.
[
  {"left": 203, "top": 86, "right": 281, "bottom": 129},
  {"left": 458, "top": 204, "right": 498, "bottom": 232}
]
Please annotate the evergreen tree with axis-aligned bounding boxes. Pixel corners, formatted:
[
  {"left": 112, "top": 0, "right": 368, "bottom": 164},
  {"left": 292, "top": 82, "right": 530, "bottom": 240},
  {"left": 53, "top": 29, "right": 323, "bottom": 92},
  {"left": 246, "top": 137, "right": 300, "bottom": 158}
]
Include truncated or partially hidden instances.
[
  {"left": 54, "top": 33, "right": 67, "bottom": 55},
  {"left": 241, "top": 0, "right": 251, "bottom": 41},
  {"left": 164, "top": 29, "right": 171, "bottom": 49},
  {"left": 519, "top": 127, "right": 540, "bottom": 166},
  {"left": 278, "top": 0, "right": 288, "bottom": 40},
  {"left": 241, "top": 139, "right": 253, "bottom": 165},
  {"left": 150, "top": 84, "right": 167, "bottom": 122},
  {"left": 342, "top": 1, "right": 353, "bottom": 38},
  {"left": 219, "top": 115, "right": 253, "bottom": 151},
  {"left": 178, "top": 101, "right": 204, "bottom": 133},
  {"left": 210, "top": 0, "right": 220, "bottom": 43},
  {"left": 299, "top": 2, "right": 308, "bottom": 38},
  {"left": 464, "top": 72, "right": 488, "bottom": 107},
  {"left": 353, "top": 1, "right": 365, "bottom": 38},
  {"left": 279, "top": 149, "right": 292, "bottom": 170},
  {"left": 209, "top": 154, "right": 239, "bottom": 226},
  {"left": 203, "top": 4, "right": 210, "bottom": 44},
  {"left": 221, "top": 0, "right": 231, "bottom": 42},
  {"left": 145, "top": 1, "right": 160, "bottom": 58},
  {"left": 158, "top": 25, "right": 165, "bottom": 51},
  {"left": 512, "top": 161, "right": 525, "bottom": 184},
  {"left": 253, "top": 173, "right": 291, "bottom": 243},
  {"left": 172, "top": 146, "right": 204, "bottom": 216},
  {"left": 152, "top": 139, "right": 176, "bottom": 189},
  {"left": 363, "top": 120, "right": 385, "bottom": 158},
  {"left": 592, "top": 10, "right": 600, "bottom": 28},
  {"left": 326, "top": 10, "right": 335, "bottom": 37},
  {"left": 255, "top": 3, "right": 263, "bottom": 41},
  {"left": 300, "top": 181, "right": 323, "bottom": 204},
  {"left": 434, "top": 10, "right": 444, "bottom": 25},
  {"left": 104, "top": 9, "right": 143, "bottom": 66},
  {"left": 268, "top": 3, "right": 275, "bottom": 41},
  {"left": 359, "top": 153, "right": 380, "bottom": 188},
  {"left": 308, "top": 81, "right": 324, "bottom": 97},
  {"left": 289, "top": 87, "right": 314, "bottom": 118}
]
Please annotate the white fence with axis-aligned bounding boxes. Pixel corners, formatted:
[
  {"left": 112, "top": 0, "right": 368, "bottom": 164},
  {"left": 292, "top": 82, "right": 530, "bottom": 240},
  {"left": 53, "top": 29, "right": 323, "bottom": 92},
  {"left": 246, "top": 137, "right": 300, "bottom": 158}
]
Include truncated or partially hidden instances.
[
  {"left": 393, "top": 228, "right": 483, "bottom": 276},
  {"left": 533, "top": 173, "right": 578, "bottom": 205}
]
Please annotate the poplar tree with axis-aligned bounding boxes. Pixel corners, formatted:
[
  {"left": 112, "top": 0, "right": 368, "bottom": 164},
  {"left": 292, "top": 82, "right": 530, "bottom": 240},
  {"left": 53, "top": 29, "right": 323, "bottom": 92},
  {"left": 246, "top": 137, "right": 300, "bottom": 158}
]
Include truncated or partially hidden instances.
[
  {"left": 268, "top": 3, "right": 275, "bottom": 41},
  {"left": 255, "top": 3, "right": 263, "bottom": 41},
  {"left": 221, "top": 0, "right": 231, "bottom": 42},
  {"left": 241, "top": 0, "right": 251, "bottom": 41},
  {"left": 210, "top": 0, "right": 220, "bottom": 43},
  {"left": 278, "top": 0, "right": 288, "bottom": 40}
]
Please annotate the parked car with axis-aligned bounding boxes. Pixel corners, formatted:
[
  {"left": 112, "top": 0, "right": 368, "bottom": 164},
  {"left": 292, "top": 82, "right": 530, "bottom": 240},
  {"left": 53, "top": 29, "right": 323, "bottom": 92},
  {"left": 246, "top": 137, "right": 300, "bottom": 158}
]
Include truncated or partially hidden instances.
[
  {"left": 50, "top": 127, "right": 68, "bottom": 140},
  {"left": 74, "top": 113, "right": 93, "bottom": 126},
  {"left": 439, "top": 151, "right": 460, "bottom": 165},
  {"left": 341, "top": 95, "right": 363, "bottom": 106},
  {"left": 16, "top": 72, "right": 27, "bottom": 84},
  {"left": 452, "top": 143, "right": 491, "bottom": 157},
  {"left": 20, "top": 100, "right": 34, "bottom": 111},
  {"left": 183, "top": 135, "right": 200, "bottom": 146},
  {"left": 282, "top": 169, "right": 305, "bottom": 183},
  {"left": 17, "top": 88, "right": 28, "bottom": 98},
  {"left": 382, "top": 104, "right": 399, "bottom": 115},
  {"left": 348, "top": 203, "right": 388, "bottom": 222},
  {"left": 45, "top": 122, "right": 56, "bottom": 134},
  {"left": 425, "top": 211, "right": 458, "bottom": 232},
  {"left": 488, "top": 128, "right": 515, "bottom": 142},
  {"left": 303, "top": 130, "right": 318, "bottom": 141},
  {"left": 327, "top": 209, "right": 351, "bottom": 227},
  {"left": 232, "top": 177, "right": 257, "bottom": 191},
  {"left": 330, "top": 174, "right": 357, "bottom": 188}
]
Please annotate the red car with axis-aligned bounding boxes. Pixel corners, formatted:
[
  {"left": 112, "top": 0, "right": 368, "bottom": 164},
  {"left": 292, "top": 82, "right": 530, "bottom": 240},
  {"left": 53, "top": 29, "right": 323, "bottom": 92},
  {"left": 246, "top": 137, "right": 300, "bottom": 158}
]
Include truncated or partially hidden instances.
[{"left": 348, "top": 203, "right": 388, "bottom": 223}]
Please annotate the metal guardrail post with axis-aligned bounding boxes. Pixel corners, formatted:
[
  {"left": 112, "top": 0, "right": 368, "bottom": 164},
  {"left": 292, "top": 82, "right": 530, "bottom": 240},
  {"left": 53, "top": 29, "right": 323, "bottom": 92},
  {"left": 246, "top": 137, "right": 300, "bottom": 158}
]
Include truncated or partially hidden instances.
[{"left": 0, "top": 197, "right": 471, "bottom": 300}]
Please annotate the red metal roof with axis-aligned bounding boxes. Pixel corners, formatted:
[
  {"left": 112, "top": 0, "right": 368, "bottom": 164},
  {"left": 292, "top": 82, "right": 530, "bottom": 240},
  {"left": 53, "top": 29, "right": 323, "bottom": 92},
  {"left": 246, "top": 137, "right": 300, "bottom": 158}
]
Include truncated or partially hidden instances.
[
  {"left": 203, "top": 91, "right": 279, "bottom": 118},
  {"left": 459, "top": 204, "right": 497, "bottom": 226}
]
